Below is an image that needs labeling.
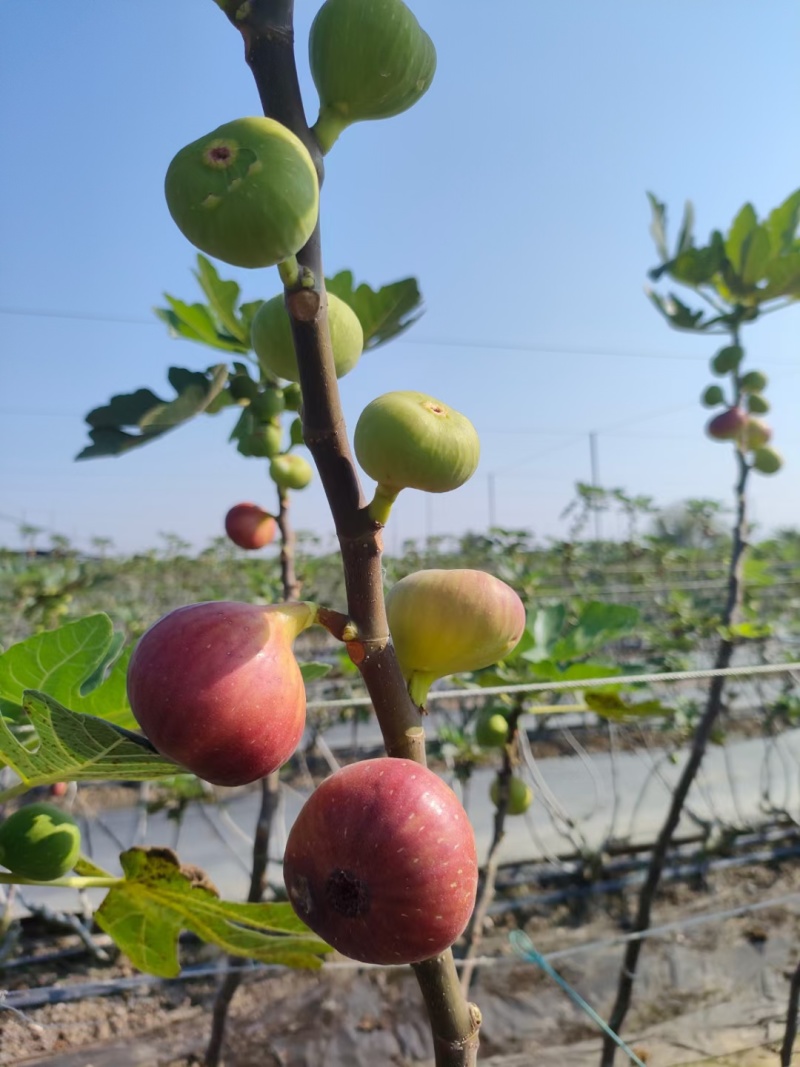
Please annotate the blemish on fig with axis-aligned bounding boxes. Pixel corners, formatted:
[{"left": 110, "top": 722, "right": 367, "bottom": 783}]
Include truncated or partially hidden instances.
[
  {"left": 201, "top": 194, "right": 222, "bottom": 210},
  {"left": 325, "top": 868, "right": 370, "bottom": 918},
  {"left": 423, "top": 401, "right": 447, "bottom": 417},
  {"left": 204, "top": 140, "right": 238, "bottom": 169}
]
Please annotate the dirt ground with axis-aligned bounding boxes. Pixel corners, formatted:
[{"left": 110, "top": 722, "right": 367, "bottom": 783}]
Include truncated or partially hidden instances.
[{"left": 3, "top": 851, "right": 800, "bottom": 1066}]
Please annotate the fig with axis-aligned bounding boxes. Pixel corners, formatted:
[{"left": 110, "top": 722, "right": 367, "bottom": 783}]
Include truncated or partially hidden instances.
[
  {"left": 127, "top": 600, "right": 316, "bottom": 786},
  {"left": 283, "top": 758, "right": 478, "bottom": 964},
  {"left": 474, "top": 709, "right": 510, "bottom": 748},
  {"left": 700, "top": 385, "right": 725, "bottom": 408},
  {"left": 270, "top": 453, "right": 313, "bottom": 491},
  {"left": 165, "top": 117, "right": 319, "bottom": 269},
  {"left": 490, "top": 776, "right": 533, "bottom": 816},
  {"left": 746, "top": 394, "right": 770, "bottom": 415},
  {"left": 289, "top": 417, "right": 305, "bottom": 447},
  {"left": 0, "top": 803, "right": 81, "bottom": 881},
  {"left": 354, "top": 391, "right": 480, "bottom": 513},
  {"left": 738, "top": 370, "right": 768, "bottom": 393},
  {"left": 386, "top": 569, "right": 526, "bottom": 707},
  {"left": 224, "top": 503, "right": 277, "bottom": 550},
  {"left": 243, "top": 421, "right": 283, "bottom": 459},
  {"left": 252, "top": 292, "right": 363, "bottom": 382},
  {"left": 283, "top": 383, "right": 303, "bottom": 411},
  {"left": 711, "top": 345, "right": 744, "bottom": 375},
  {"left": 744, "top": 417, "right": 772, "bottom": 450},
  {"left": 309, "top": 0, "right": 437, "bottom": 152},
  {"left": 705, "top": 406, "right": 748, "bottom": 442},
  {"left": 229, "top": 373, "right": 260, "bottom": 403},
  {"left": 250, "top": 388, "right": 285, "bottom": 421},
  {"left": 751, "top": 446, "right": 783, "bottom": 474}
]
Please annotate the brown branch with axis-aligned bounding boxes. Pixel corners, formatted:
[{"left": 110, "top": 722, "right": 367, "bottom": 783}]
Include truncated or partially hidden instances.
[
  {"left": 781, "top": 956, "right": 800, "bottom": 1065},
  {"left": 220, "top": 3, "right": 480, "bottom": 1062},
  {"left": 600, "top": 446, "right": 750, "bottom": 1064}
]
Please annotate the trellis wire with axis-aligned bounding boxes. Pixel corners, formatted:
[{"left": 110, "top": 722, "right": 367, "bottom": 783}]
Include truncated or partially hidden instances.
[{"left": 307, "top": 660, "right": 800, "bottom": 710}]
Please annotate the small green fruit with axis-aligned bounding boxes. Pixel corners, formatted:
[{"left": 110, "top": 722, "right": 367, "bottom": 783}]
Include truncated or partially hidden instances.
[
  {"left": 354, "top": 391, "right": 480, "bottom": 496},
  {"left": 386, "top": 569, "right": 526, "bottom": 706},
  {"left": 711, "top": 345, "right": 744, "bottom": 375},
  {"left": 475, "top": 711, "right": 510, "bottom": 748},
  {"left": 738, "top": 370, "right": 768, "bottom": 393},
  {"left": 751, "top": 446, "right": 783, "bottom": 474},
  {"left": 309, "top": 0, "right": 437, "bottom": 152},
  {"left": 744, "top": 417, "right": 772, "bottom": 450},
  {"left": 289, "top": 417, "right": 305, "bottom": 447},
  {"left": 746, "top": 394, "right": 770, "bottom": 415},
  {"left": 0, "top": 803, "right": 81, "bottom": 881},
  {"left": 229, "top": 374, "right": 260, "bottom": 403},
  {"left": 283, "top": 383, "right": 303, "bottom": 411},
  {"left": 701, "top": 385, "right": 725, "bottom": 408},
  {"left": 250, "top": 389, "right": 285, "bottom": 422},
  {"left": 270, "top": 453, "right": 314, "bottom": 491},
  {"left": 165, "top": 117, "right": 319, "bottom": 268},
  {"left": 490, "top": 776, "right": 533, "bottom": 816},
  {"left": 252, "top": 292, "right": 364, "bottom": 383},
  {"left": 243, "top": 421, "right": 283, "bottom": 458}
]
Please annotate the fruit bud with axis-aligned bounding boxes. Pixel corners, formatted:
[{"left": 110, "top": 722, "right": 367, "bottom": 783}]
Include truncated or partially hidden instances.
[
  {"left": 738, "top": 370, "right": 768, "bottom": 393},
  {"left": 252, "top": 292, "right": 364, "bottom": 383},
  {"left": 386, "top": 569, "right": 526, "bottom": 706},
  {"left": 710, "top": 345, "right": 744, "bottom": 375},
  {"left": 490, "top": 776, "right": 533, "bottom": 816},
  {"left": 751, "top": 446, "right": 783, "bottom": 475},
  {"left": 705, "top": 406, "right": 748, "bottom": 442},
  {"left": 165, "top": 117, "right": 319, "bottom": 269},
  {"left": 270, "top": 453, "right": 314, "bottom": 491},
  {"left": 701, "top": 385, "right": 725, "bottom": 408}
]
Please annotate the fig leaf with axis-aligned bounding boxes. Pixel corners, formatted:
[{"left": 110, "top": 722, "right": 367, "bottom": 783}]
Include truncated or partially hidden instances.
[{"left": 326, "top": 271, "right": 423, "bottom": 349}]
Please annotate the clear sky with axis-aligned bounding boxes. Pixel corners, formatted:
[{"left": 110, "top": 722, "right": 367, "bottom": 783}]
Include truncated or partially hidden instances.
[{"left": 1, "top": 1, "right": 799, "bottom": 555}]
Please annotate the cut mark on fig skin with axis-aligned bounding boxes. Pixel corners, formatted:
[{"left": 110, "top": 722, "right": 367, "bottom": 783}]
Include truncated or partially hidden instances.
[
  {"left": 325, "top": 868, "right": 370, "bottom": 918},
  {"left": 423, "top": 401, "right": 448, "bottom": 417}
]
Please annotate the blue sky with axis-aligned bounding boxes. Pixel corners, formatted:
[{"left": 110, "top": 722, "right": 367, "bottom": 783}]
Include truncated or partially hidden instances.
[{"left": 2, "top": 1, "right": 799, "bottom": 554}]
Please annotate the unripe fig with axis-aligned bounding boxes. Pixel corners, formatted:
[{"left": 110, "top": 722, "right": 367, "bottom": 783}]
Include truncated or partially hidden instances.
[
  {"left": 224, "top": 503, "right": 277, "bottom": 550},
  {"left": 250, "top": 388, "right": 285, "bottom": 421},
  {"left": 746, "top": 393, "right": 770, "bottom": 415},
  {"left": 127, "top": 601, "right": 316, "bottom": 786},
  {"left": 252, "top": 292, "right": 363, "bottom": 383},
  {"left": 270, "top": 453, "right": 313, "bottom": 491},
  {"left": 751, "top": 446, "right": 783, "bottom": 474},
  {"left": 289, "top": 417, "right": 305, "bottom": 447},
  {"left": 490, "top": 776, "right": 533, "bottom": 816},
  {"left": 309, "top": 0, "right": 437, "bottom": 152},
  {"left": 284, "top": 758, "right": 478, "bottom": 964},
  {"left": 283, "top": 383, "right": 302, "bottom": 411},
  {"left": 701, "top": 385, "right": 725, "bottom": 408},
  {"left": 243, "top": 421, "right": 283, "bottom": 459},
  {"left": 165, "top": 118, "right": 319, "bottom": 269},
  {"left": 355, "top": 391, "right": 480, "bottom": 502},
  {"left": 738, "top": 370, "right": 768, "bottom": 393},
  {"left": 0, "top": 804, "right": 81, "bottom": 881},
  {"left": 706, "top": 406, "right": 748, "bottom": 442},
  {"left": 386, "top": 569, "right": 526, "bottom": 707},
  {"left": 744, "top": 417, "right": 772, "bottom": 450},
  {"left": 475, "top": 710, "right": 510, "bottom": 748},
  {"left": 229, "top": 374, "right": 260, "bottom": 403},
  {"left": 711, "top": 345, "right": 744, "bottom": 375}
]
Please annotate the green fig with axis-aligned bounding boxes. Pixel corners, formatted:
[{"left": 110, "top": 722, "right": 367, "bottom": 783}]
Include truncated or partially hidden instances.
[
  {"left": 283, "top": 382, "right": 303, "bottom": 411},
  {"left": 229, "top": 373, "right": 260, "bottom": 403},
  {"left": 0, "top": 804, "right": 81, "bottom": 881},
  {"left": 354, "top": 391, "right": 480, "bottom": 519},
  {"left": 701, "top": 385, "right": 725, "bottom": 408},
  {"left": 746, "top": 394, "right": 770, "bottom": 414},
  {"left": 309, "top": 0, "right": 437, "bottom": 152},
  {"left": 738, "top": 370, "right": 768, "bottom": 393},
  {"left": 270, "top": 453, "right": 314, "bottom": 491},
  {"left": 242, "top": 421, "right": 283, "bottom": 458},
  {"left": 252, "top": 292, "right": 363, "bottom": 382},
  {"left": 744, "top": 417, "right": 772, "bottom": 450},
  {"left": 250, "top": 388, "right": 285, "bottom": 421},
  {"left": 475, "top": 710, "right": 510, "bottom": 748},
  {"left": 490, "top": 776, "right": 533, "bottom": 816},
  {"left": 711, "top": 345, "right": 744, "bottom": 375},
  {"left": 165, "top": 117, "right": 319, "bottom": 269},
  {"left": 386, "top": 569, "right": 526, "bottom": 707},
  {"left": 289, "top": 417, "right": 305, "bottom": 447},
  {"left": 751, "top": 446, "right": 783, "bottom": 474}
]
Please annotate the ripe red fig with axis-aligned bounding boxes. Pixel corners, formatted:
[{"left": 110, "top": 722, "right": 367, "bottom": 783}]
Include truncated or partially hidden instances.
[
  {"left": 224, "top": 503, "right": 277, "bottom": 550},
  {"left": 386, "top": 569, "right": 526, "bottom": 706},
  {"left": 127, "top": 601, "right": 317, "bottom": 786},
  {"left": 283, "top": 758, "right": 478, "bottom": 964},
  {"left": 705, "top": 406, "right": 748, "bottom": 442}
]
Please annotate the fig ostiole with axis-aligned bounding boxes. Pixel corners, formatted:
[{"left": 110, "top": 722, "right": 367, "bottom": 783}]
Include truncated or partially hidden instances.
[
  {"left": 309, "top": 0, "right": 437, "bottom": 153},
  {"left": 0, "top": 803, "right": 82, "bottom": 881},
  {"left": 270, "top": 453, "right": 314, "bottom": 491},
  {"left": 127, "top": 600, "right": 318, "bottom": 786},
  {"left": 354, "top": 391, "right": 480, "bottom": 522},
  {"left": 224, "top": 503, "right": 277, "bottom": 550},
  {"left": 283, "top": 758, "right": 478, "bottom": 965},
  {"left": 252, "top": 291, "right": 364, "bottom": 383},
  {"left": 386, "top": 569, "right": 526, "bottom": 707},
  {"left": 165, "top": 117, "right": 319, "bottom": 269}
]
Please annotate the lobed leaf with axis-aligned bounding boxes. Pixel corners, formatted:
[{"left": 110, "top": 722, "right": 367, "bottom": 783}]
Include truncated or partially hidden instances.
[{"left": 326, "top": 271, "right": 424, "bottom": 349}]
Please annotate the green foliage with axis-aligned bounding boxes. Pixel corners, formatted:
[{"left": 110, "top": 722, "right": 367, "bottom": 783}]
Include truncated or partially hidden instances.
[
  {"left": 326, "top": 270, "right": 423, "bottom": 348},
  {"left": 94, "top": 847, "right": 331, "bottom": 977}
]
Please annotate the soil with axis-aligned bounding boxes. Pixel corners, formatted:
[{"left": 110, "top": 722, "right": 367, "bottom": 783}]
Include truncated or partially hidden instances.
[{"left": 3, "top": 851, "right": 800, "bottom": 1066}]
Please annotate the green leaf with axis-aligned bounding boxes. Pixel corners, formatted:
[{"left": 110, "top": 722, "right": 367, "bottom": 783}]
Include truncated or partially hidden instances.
[
  {"left": 551, "top": 602, "right": 639, "bottom": 662},
  {"left": 740, "top": 225, "right": 772, "bottom": 286},
  {"left": 300, "top": 661, "right": 332, "bottom": 683},
  {"left": 78, "top": 364, "right": 229, "bottom": 459},
  {"left": 725, "top": 203, "right": 758, "bottom": 274},
  {"left": 0, "top": 615, "right": 135, "bottom": 728},
  {"left": 325, "top": 272, "right": 423, "bottom": 349},
  {"left": 584, "top": 690, "right": 671, "bottom": 722},
  {"left": 757, "top": 252, "right": 800, "bottom": 301},
  {"left": 95, "top": 847, "right": 331, "bottom": 977},
  {"left": 675, "top": 199, "right": 695, "bottom": 257},
  {"left": 765, "top": 188, "right": 800, "bottom": 255},
  {"left": 193, "top": 254, "right": 247, "bottom": 343},
  {"left": 646, "top": 192, "right": 669, "bottom": 261},
  {"left": 0, "top": 690, "right": 177, "bottom": 791},
  {"left": 525, "top": 605, "right": 567, "bottom": 661}
]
